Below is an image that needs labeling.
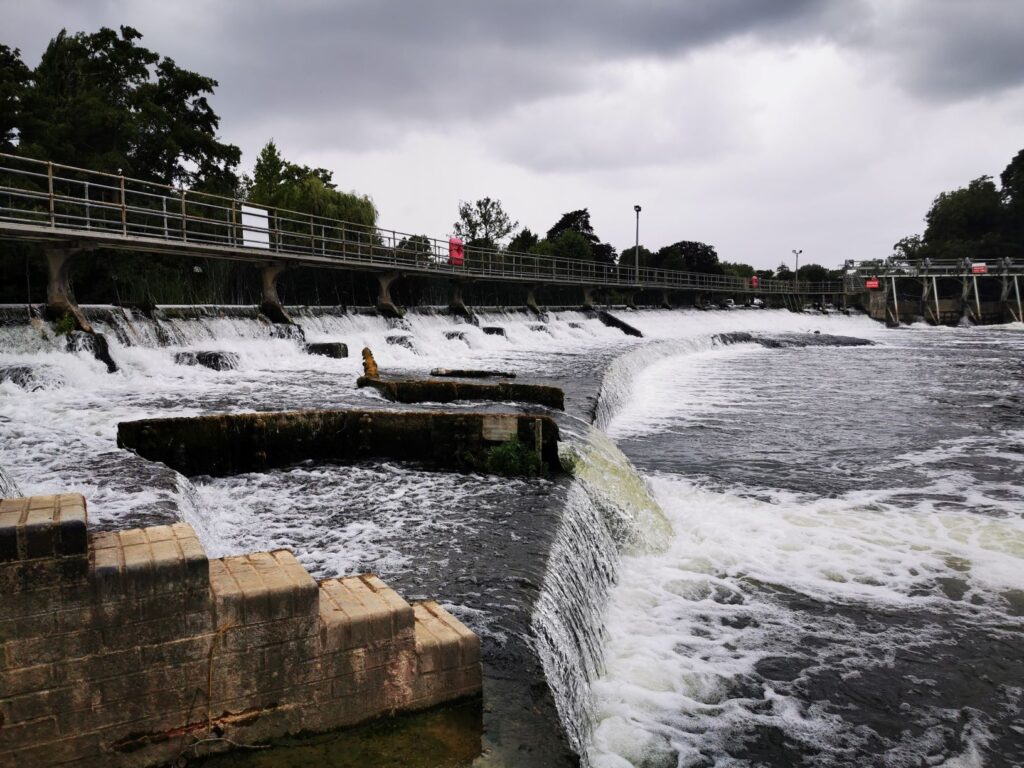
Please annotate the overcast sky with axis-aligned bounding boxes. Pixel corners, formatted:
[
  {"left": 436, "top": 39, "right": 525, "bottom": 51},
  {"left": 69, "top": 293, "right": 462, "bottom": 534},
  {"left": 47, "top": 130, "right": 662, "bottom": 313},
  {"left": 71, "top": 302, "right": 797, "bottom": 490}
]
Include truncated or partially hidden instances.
[{"left": 5, "top": 0, "right": 1024, "bottom": 268}]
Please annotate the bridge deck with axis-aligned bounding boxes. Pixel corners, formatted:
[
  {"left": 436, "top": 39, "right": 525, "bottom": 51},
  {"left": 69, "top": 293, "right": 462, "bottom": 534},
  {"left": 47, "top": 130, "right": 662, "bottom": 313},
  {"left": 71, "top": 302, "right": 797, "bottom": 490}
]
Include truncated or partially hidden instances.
[{"left": 0, "top": 153, "right": 841, "bottom": 296}]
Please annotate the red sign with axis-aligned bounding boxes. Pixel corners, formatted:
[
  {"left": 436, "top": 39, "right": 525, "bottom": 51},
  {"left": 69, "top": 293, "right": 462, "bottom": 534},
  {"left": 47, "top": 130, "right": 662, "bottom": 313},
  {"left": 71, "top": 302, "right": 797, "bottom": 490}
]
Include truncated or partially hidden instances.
[
  {"left": 972, "top": 263, "right": 988, "bottom": 274},
  {"left": 448, "top": 237, "right": 464, "bottom": 266},
  {"left": 865, "top": 278, "right": 880, "bottom": 289},
  {"left": 750, "top": 275, "right": 759, "bottom": 289}
]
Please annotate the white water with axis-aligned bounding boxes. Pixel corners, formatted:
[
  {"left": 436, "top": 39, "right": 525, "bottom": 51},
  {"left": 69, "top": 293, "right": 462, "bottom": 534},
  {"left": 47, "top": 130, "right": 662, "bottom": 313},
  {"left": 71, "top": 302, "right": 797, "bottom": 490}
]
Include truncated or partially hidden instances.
[
  {"left": 583, "top": 324, "right": 1024, "bottom": 767},
  {"left": 8, "top": 304, "right": 1009, "bottom": 766}
]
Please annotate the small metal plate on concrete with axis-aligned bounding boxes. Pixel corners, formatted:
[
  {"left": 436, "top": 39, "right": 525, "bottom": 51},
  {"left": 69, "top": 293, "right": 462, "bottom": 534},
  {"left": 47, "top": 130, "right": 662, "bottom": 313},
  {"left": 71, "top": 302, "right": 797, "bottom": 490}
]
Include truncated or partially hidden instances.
[{"left": 482, "top": 414, "right": 517, "bottom": 442}]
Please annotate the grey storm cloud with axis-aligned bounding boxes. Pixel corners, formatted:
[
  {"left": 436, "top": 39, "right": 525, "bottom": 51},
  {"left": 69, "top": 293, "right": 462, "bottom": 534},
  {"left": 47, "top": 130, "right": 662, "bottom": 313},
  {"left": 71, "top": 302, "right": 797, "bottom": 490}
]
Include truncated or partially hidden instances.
[{"left": 7, "top": 0, "right": 1023, "bottom": 152}]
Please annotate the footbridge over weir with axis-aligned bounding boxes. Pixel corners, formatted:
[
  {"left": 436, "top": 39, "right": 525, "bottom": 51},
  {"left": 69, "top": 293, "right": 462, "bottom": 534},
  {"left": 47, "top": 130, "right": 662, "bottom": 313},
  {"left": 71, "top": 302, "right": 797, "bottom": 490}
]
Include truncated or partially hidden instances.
[
  {"left": 844, "top": 258, "right": 1024, "bottom": 326},
  {"left": 0, "top": 153, "right": 843, "bottom": 329}
]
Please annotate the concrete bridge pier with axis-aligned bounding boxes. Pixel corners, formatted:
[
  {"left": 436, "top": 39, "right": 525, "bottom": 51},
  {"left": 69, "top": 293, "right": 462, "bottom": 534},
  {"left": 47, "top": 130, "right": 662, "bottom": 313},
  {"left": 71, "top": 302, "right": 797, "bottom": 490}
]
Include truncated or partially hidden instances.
[
  {"left": 260, "top": 264, "right": 293, "bottom": 324},
  {"left": 961, "top": 275, "right": 981, "bottom": 324},
  {"left": 660, "top": 290, "right": 673, "bottom": 310},
  {"left": 1003, "top": 274, "right": 1023, "bottom": 322},
  {"left": 45, "top": 246, "right": 93, "bottom": 333},
  {"left": 581, "top": 286, "right": 597, "bottom": 310},
  {"left": 376, "top": 271, "right": 405, "bottom": 318},
  {"left": 525, "top": 285, "right": 543, "bottom": 316},
  {"left": 448, "top": 280, "right": 473, "bottom": 320}
]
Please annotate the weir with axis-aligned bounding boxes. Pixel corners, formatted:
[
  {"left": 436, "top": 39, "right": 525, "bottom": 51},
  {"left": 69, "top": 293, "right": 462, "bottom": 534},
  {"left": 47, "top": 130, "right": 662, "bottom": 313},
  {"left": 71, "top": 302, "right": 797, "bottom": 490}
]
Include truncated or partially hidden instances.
[{"left": 116, "top": 408, "right": 561, "bottom": 477}]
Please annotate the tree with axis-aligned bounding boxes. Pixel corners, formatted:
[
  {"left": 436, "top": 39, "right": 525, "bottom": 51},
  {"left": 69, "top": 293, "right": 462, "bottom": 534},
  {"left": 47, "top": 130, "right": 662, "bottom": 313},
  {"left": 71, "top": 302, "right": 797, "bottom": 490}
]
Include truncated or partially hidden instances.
[
  {"left": 1000, "top": 149, "right": 1024, "bottom": 252},
  {"left": 246, "top": 140, "right": 377, "bottom": 229},
  {"left": 721, "top": 261, "right": 755, "bottom": 278},
  {"left": 545, "top": 208, "right": 615, "bottom": 265},
  {"left": 507, "top": 227, "right": 539, "bottom": 253},
  {"left": 922, "top": 176, "right": 1003, "bottom": 260},
  {"left": 453, "top": 197, "right": 518, "bottom": 249},
  {"left": 17, "top": 26, "right": 240, "bottom": 190},
  {"left": 551, "top": 230, "right": 592, "bottom": 262},
  {"left": 0, "top": 45, "right": 29, "bottom": 151},
  {"left": 652, "top": 241, "right": 723, "bottom": 274},
  {"left": 893, "top": 235, "right": 923, "bottom": 261},
  {"left": 618, "top": 245, "right": 653, "bottom": 269},
  {"left": 796, "top": 263, "right": 831, "bottom": 283}
]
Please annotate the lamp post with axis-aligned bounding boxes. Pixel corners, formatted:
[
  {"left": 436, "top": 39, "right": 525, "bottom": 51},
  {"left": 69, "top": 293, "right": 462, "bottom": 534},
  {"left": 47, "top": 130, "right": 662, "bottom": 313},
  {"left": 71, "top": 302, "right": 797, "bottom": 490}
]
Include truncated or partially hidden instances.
[
  {"left": 792, "top": 249, "right": 802, "bottom": 291},
  {"left": 634, "top": 205, "right": 642, "bottom": 284}
]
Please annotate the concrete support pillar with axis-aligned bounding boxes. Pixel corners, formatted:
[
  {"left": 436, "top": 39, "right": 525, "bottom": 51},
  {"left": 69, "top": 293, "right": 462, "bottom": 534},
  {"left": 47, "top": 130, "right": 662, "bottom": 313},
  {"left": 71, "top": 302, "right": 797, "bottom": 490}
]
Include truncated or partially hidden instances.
[
  {"left": 660, "top": 290, "right": 673, "bottom": 310},
  {"left": 45, "top": 247, "right": 93, "bottom": 333},
  {"left": 376, "top": 271, "right": 405, "bottom": 319},
  {"left": 525, "top": 286, "right": 542, "bottom": 316},
  {"left": 624, "top": 290, "right": 639, "bottom": 310},
  {"left": 448, "top": 281, "right": 472, "bottom": 320},
  {"left": 260, "top": 264, "right": 293, "bottom": 324},
  {"left": 581, "top": 286, "right": 596, "bottom": 310}
]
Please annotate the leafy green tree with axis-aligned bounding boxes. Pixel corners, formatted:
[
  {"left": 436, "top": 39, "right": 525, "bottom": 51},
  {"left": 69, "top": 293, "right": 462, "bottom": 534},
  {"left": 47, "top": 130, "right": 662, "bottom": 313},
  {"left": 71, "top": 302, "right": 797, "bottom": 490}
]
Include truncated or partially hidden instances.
[
  {"left": 246, "top": 140, "right": 376, "bottom": 229},
  {"left": 796, "top": 263, "right": 831, "bottom": 283},
  {"left": 0, "top": 44, "right": 29, "bottom": 151},
  {"left": 545, "top": 208, "right": 615, "bottom": 265},
  {"left": 652, "top": 241, "right": 723, "bottom": 274},
  {"left": 453, "top": 197, "right": 518, "bottom": 249},
  {"left": 17, "top": 26, "right": 240, "bottom": 190},
  {"left": 618, "top": 245, "right": 653, "bottom": 268},
  {"left": 893, "top": 235, "right": 924, "bottom": 260},
  {"left": 1000, "top": 149, "right": 1024, "bottom": 254},
  {"left": 552, "top": 230, "right": 592, "bottom": 262},
  {"left": 721, "top": 261, "right": 755, "bottom": 278},
  {"left": 507, "top": 227, "right": 539, "bottom": 253},
  {"left": 922, "top": 176, "right": 1004, "bottom": 260}
]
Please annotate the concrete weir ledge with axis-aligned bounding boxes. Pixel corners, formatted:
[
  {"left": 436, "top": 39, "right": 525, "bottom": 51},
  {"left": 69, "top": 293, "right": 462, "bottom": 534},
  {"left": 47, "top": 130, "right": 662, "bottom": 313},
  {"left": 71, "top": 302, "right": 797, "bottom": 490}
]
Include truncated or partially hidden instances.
[
  {"left": 116, "top": 408, "right": 561, "bottom": 477},
  {"left": 0, "top": 494, "right": 481, "bottom": 767}
]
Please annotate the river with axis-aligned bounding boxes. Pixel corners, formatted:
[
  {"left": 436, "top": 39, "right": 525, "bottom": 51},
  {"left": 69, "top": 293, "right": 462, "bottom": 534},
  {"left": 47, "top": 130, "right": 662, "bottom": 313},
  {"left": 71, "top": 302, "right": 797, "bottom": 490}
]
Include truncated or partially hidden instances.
[{"left": 1, "top": 306, "right": 1021, "bottom": 767}]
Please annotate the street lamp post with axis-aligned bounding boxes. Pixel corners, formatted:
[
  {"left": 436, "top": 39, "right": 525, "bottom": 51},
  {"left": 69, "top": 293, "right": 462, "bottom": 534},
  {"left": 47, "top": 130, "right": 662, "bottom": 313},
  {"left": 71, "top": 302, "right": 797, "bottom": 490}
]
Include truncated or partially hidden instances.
[
  {"left": 792, "top": 249, "right": 802, "bottom": 291},
  {"left": 634, "top": 205, "right": 642, "bottom": 285}
]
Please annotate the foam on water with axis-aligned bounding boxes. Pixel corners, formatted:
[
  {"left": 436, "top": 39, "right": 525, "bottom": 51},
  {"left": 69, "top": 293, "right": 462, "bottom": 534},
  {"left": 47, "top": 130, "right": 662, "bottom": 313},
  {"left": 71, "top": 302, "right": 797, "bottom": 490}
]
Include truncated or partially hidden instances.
[{"left": 583, "top": 324, "right": 1024, "bottom": 767}]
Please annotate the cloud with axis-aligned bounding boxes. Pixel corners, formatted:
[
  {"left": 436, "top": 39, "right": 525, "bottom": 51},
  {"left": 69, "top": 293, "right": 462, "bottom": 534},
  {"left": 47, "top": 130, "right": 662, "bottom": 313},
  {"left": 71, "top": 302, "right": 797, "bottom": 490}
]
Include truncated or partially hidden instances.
[{"left": 846, "top": 0, "right": 1024, "bottom": 102}]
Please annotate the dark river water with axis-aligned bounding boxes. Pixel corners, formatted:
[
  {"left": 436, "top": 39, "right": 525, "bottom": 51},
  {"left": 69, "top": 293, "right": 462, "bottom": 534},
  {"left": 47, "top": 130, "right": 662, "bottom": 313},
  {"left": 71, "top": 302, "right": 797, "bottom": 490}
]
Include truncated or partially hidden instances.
[{"left": 1, "top": 306, "right": 1021, "bottom": 767}]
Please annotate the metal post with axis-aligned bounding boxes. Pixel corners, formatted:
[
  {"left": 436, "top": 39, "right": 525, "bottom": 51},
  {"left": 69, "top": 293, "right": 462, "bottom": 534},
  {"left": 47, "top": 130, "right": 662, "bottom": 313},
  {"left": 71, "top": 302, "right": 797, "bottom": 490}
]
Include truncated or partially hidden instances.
[
  {"left": 180, "top": 190, "right": 187, "bottom": 242},
  {"left": 973, "top": 275, "right": 981, "bottom": 320},
  {"left": 162, "top": 196, "right": 168, "bottom": 239},
  {"left": 84, "top": 182, "right": 91, "bottom": 230},
  {"left": 120, "top": 174, "right": 127, "bottom": 235},
  {"left": 933, "top": 276, "right": 940, "bottom": 323},
  {"left": 633, "top": 204, "right": 641, "bottom": 285},
  {"left": 792, "top": 249, "right": 802, "bottom": 293},
  {"left": 891, "top": 275, "right": 900, "bottom": 324},
  {"left": 47, "top": 162, "right": 55, "bottom": 226},
  {"left": 1015, "top": 276, "right": 1022, "bottom": 322}
]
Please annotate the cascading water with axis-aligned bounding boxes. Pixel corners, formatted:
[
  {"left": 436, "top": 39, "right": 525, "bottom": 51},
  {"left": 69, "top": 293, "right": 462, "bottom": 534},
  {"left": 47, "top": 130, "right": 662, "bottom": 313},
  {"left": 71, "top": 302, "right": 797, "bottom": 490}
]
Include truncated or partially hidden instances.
[{"left": 4, "top": 303, "right": 1017, "bottom": 767}]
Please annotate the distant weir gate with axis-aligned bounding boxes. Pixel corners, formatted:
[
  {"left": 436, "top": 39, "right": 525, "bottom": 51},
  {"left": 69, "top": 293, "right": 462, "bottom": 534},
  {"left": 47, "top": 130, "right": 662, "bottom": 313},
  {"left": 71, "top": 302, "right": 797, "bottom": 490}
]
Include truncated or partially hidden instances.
[
  {"left": 0, "top": 152, "right": 841, "bottom": 325},
  {"left": 845, "top": 258, "right": 1024, "bottom": 326},
  {"left": 1, "top": 152, "right": 1023, "bottom": 327}
]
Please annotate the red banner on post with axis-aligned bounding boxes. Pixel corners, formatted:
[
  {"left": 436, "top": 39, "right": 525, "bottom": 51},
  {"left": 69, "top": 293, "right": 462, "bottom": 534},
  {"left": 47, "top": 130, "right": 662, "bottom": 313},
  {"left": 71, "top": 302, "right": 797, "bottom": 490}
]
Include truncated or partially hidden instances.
[
  {"left": 865, "top": 278, "right": 880, "bottom": 289},
  {"left": 972, "top": 263, "right": 988, "bottom": 274}
]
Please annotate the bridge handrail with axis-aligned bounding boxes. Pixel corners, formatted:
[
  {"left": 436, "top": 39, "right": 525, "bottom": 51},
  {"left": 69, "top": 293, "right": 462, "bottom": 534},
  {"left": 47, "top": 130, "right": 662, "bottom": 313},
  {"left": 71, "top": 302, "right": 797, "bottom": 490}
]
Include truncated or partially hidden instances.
[{"left": 0, "top": 152, "right": 843, "bottom": 295}]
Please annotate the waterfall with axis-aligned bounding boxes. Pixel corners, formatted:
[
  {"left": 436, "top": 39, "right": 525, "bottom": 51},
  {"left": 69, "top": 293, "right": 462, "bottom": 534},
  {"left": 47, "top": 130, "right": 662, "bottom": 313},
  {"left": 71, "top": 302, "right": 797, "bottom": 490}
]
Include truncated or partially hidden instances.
[
  {"left": 0, "top": 463, "right": 20, "bottom": 498},
  {"left": 532, "top": 420, "right": 673, "bottom": 758}
]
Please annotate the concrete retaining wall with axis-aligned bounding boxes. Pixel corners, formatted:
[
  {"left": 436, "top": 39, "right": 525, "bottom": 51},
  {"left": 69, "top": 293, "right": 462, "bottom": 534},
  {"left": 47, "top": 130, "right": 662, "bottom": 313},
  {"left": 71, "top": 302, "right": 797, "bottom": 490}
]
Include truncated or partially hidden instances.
[
  {"left": 116, "top": 409, "right": 561, "bottom": 477},
  {"left": 0, "top": 494, "right": 481, "bottom": 767}
]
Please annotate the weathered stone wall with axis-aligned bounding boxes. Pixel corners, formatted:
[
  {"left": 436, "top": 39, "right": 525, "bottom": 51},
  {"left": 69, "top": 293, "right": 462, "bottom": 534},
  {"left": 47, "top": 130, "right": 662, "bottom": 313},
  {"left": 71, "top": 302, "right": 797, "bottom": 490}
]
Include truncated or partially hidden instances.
[
  {"left": 0, "top": 494, "right": 480, "bottom": 768},
  {"left": 116, "top": 408, "right": 561, "bottom": 477},
  {"left": 356, "top": 376, "right": 565, "bottom": 411}
]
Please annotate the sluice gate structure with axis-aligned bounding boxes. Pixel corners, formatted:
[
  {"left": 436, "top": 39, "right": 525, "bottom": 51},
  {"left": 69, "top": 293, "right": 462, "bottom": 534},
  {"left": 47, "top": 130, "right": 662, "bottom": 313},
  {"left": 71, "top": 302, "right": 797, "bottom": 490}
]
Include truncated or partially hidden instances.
[
  {"left": 845, "top": 258, "right": 1024, "bottom": 326},
  {"left": 0, "top": 153, "right": 842, "bottom": 328}
]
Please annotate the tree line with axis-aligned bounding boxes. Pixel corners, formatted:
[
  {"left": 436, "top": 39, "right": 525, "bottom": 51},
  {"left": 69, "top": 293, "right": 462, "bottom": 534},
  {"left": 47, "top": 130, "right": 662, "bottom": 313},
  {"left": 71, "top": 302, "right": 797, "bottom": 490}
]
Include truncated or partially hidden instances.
[
  {"left": 892, "top": 148, "right": 1024, "bottom": 265},
  {"left": 1, "top": 25, "right": 835, "bottom": 307}
]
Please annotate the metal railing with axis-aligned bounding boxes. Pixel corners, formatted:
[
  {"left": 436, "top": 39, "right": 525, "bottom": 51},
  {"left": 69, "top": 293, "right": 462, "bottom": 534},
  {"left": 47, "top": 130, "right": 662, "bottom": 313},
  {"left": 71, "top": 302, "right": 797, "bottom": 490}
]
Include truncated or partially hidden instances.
[
  {"left": 846, "top": 257, "right": 1024, "bottom": 279},
  {"left": 0, "top": 152, "right": 843, "bottom": 295}
]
